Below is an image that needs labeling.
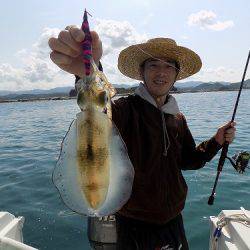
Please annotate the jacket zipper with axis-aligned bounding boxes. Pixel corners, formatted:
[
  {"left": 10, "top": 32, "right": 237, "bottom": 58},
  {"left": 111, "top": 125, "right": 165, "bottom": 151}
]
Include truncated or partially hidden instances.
[{"left": 161, "top": 110, "right": 170, "bottom": 157}]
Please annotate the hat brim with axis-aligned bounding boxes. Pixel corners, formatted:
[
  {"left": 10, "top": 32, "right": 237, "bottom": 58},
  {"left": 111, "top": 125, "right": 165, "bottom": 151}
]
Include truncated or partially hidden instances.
[{"left": 118, "top": 42, "right": 202, "bottom": 81}]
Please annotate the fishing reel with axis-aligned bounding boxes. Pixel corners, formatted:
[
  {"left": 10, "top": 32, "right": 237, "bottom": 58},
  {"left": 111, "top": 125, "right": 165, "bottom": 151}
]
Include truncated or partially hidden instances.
[
  {"left": 226, "top": 151, "right": 250, "bottom": 174},
  {"left": 208, "top": 150, "right": 250, "bottom": 205}
]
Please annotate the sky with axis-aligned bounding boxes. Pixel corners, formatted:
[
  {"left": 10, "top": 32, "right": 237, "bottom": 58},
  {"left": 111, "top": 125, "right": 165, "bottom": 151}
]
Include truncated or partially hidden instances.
[{"left": 0, "top": 0, "right": 249, "bottom": 91}]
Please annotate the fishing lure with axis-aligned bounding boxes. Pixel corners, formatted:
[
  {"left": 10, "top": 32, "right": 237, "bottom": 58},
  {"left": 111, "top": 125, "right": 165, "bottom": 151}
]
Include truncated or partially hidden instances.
[
  {"left": 81, "top": 9, "right": 92, "bottom": 77},
  {"left": 52, "top": 10, "right": 134, "bottom": 216}
]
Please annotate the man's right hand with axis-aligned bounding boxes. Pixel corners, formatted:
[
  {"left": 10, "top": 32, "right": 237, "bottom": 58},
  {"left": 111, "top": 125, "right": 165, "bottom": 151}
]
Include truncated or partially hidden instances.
[{"left": 48, "top": 25, "right": 103, "bottom": 78}]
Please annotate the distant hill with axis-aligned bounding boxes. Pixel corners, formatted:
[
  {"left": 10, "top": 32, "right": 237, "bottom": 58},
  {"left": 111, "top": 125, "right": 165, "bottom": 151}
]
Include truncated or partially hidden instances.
[
  {"left": 228, "top": 79, "right": 250, "bottom": 90},
  {"left": 175, "top": 81, "right": 205, "bottom": 88},
  {"left": 0, "top": 86, "right": 72, "bottom": 96},
  {"left": 0, "top": 85, "right": 138, "bottom": 96},
  {"left": 115, "top": 79, "right": 250, "bottom": 91},
  {"left": 192, "top": 82, "right": 226, "bottom": 91},
  {"left": 176, "top": 79, "right": 250, "bottom": 92}
]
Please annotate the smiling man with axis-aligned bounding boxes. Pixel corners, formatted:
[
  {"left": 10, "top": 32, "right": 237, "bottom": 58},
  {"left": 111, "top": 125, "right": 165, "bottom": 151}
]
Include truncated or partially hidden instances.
[
  {"left": 49, "top": 29, "right": 236, "bottom": 250},
  {"left": 140, "top": 58, "right": 179, "bottom": 106}
]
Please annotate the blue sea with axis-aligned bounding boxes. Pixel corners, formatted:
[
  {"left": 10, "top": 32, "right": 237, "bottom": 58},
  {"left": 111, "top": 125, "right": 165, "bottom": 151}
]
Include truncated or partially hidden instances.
[{"left": 0, "top": 90, "right": 249, "bottom": 250}]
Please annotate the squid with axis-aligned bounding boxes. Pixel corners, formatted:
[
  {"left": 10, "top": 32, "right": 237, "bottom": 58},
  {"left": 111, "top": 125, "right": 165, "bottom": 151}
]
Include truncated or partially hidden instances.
[{"left": 52, "top": 10, "right": 134, "bottom": 216}]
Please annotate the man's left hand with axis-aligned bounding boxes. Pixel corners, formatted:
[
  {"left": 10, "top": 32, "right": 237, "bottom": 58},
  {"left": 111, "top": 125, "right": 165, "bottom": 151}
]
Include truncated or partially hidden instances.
[{"left": 214, "top": 121, "right": 236, "bottom": 145}]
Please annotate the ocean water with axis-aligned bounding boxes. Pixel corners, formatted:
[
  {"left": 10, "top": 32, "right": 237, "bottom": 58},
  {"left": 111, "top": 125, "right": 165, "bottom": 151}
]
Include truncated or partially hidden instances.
[{"left": 0, "top": 90, "right": 249, "bottom": 250}]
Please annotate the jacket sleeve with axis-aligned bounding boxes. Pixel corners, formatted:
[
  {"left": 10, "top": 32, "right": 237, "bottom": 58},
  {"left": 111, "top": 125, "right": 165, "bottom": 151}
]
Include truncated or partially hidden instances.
[
  {"left": 181, "top": 115, "right": 222, "bottom": 170},
  {"left": 111, "top": 97, "right": 130, "bottom": 136}
]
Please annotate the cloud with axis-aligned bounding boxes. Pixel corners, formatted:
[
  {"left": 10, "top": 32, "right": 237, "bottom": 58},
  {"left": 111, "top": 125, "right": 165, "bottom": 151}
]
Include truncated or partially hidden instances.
[
  {"left": 0, "top": 27, "right": 73, "bottom": 91},
  {"left": 23, "top": 59, "right": 57, "bottom": 83},
  {"left": 32, "top": 27, "right": 60, "bottom": 59},
  {"left": 94, "top": 18, "right": 148, "bottom": 53},
  {"left": 93, "top": 18, "right": 148, "bottom": 84},
  {"left": 186, "top": 66, "right": 241, "bottom": 82},
  {"left": 188, "top": 10, "right": 234, "bottom": 31},
  {"left": 206, "top": 66, "right": 237, "bottom": 78},
  {"left": 102, "top": 61, "right": 136, "bottom": 85},
  {"left": 0, "top": 63, "right": 24, "bottom": 85},
  {"left": 206, "top": 21, "right": 234, "bottom": 31},
  {"left": 0, "top": 20, "right": 148, "bottom": 91}
]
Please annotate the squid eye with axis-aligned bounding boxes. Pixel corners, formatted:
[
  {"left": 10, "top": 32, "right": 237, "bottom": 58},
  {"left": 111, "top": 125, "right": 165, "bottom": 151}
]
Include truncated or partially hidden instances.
[
  {"left": 97, "top": 91, "right": 108, "bottom": 106},
  {"left": 77, "top": 90, "right": 86, "bottom": 109}
]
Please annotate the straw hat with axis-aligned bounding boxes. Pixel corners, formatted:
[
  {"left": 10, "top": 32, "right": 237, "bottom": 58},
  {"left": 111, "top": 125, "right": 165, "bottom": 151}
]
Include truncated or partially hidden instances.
[{"left": 118, "top": 38, "right": 202, "bottom": 81}]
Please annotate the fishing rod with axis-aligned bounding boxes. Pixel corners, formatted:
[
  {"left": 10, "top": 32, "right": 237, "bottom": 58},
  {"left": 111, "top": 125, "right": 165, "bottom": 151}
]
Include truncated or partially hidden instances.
[{"left": 208, "top": 50, "right": 250, "bottom": 206}]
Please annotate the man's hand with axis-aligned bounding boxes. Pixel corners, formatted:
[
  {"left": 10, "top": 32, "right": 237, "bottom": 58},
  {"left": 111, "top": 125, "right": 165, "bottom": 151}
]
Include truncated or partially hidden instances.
[
  {"left": 48, "top": 25, "right": 103, "bottom": 78},
  {"left": 214, "top": 121, "right": 236, "bottom": 145}
]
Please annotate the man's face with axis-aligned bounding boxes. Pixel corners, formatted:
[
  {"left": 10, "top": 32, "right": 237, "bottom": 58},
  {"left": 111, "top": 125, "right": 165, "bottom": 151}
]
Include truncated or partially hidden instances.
[{"left": 141, "top": 58, "right": 178, "bottom": 97}]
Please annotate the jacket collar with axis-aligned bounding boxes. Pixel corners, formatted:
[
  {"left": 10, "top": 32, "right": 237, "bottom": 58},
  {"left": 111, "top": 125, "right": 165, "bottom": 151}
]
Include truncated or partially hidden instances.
[{"left": 134, "top": 83, "right": 180, "bottom": 115}]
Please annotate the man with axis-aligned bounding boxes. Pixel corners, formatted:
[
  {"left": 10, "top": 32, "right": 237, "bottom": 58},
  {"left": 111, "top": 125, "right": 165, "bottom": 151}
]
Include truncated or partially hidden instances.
[{"left": 49, "top": 27, "right": 236, "bottom": 250}]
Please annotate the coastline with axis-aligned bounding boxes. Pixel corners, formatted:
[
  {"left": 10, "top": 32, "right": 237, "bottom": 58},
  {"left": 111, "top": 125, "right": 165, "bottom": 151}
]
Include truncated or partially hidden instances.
[
  {"left": 0, "top": 88, "right": 249, "bottom": 104},
  {"left": 0, "top": 96, "right": 76, "bottom": 104}
]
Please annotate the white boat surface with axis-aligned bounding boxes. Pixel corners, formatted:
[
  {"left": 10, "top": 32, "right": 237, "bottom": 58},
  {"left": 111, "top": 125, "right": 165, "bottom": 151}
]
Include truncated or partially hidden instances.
[
  {"left": 0, "top": 212, "right": 37, "bottom": 250},
  {"left": 209, "top": 207, "right": 250, "bottom": 250}
]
